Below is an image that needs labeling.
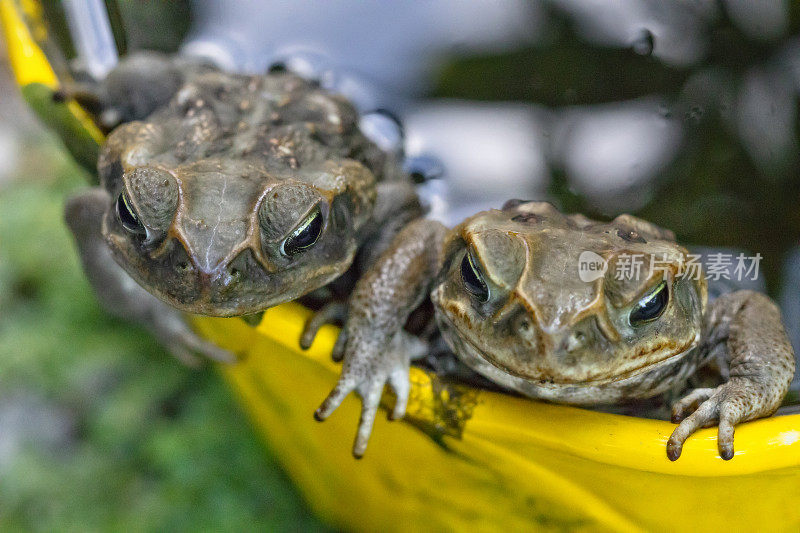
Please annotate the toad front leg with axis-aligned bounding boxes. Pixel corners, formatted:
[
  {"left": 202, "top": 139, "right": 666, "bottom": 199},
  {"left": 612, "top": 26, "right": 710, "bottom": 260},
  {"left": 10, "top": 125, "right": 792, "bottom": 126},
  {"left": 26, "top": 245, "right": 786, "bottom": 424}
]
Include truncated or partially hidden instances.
[
  {"left": 667, "top": 290, "right": 795, "bottom": 460},
  {"left": 298, "top": 180, "right": 422, "bottom": 352},
  {"left": 314, "top": 218, "right": 447, "bottom": 457},
  {"left": 65, "top": 189, "right": 234, "bottom": 365}
]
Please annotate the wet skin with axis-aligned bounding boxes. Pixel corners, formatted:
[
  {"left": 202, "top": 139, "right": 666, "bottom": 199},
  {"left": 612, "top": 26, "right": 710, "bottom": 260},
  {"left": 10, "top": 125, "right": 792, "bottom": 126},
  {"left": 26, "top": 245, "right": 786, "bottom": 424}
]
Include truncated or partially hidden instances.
[{"left": 314, "top": 201, "right": 795, "bottom": 460}]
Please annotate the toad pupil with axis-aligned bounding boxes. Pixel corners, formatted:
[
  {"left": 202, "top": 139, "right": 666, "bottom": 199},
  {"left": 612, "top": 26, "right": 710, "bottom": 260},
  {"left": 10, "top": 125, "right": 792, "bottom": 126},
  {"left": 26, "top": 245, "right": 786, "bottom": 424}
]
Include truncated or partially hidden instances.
[
  {"left": 116, "top": 192, "right": 145, "bottom": 235},
  {"left": 629, "top": 281, "right": 668, "bottom": 326},
  {"left": 461, "top": 250, "right": 489, "bottom": 302},
  {"left": 282, "top": 208, "right": 323, "bottom": 257}
]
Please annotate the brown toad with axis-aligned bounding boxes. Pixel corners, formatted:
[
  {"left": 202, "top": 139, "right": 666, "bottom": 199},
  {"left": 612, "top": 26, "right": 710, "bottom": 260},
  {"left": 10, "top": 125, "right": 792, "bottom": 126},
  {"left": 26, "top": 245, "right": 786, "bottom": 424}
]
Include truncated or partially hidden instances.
[
  {"left": 314, "top": 201, "right": 795, "bottom": 460},
  {"left": 65, "top": 52, "right": 418, "bottom": 362}
]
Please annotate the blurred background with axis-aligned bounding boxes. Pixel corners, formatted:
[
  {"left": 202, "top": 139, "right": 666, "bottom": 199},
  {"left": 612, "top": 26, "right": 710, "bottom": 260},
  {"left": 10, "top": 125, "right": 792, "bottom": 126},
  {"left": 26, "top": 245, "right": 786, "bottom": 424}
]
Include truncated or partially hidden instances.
[{"left": 0, "top": 0, "right": 798, "bottom": 530}]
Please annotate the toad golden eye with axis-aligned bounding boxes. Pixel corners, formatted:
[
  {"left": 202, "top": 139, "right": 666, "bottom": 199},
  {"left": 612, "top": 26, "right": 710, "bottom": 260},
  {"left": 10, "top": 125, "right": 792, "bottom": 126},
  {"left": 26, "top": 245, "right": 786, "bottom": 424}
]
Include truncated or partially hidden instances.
[
  {"left": 461, "top": 250, "right": 489, "bottom": 302},
  {"left": 629, "top": 281, "right": 668, "bottom": 326},
  {"left": 115, "top": 192, "right": 146, "bottom": 235},
  {"left": 281, "top": 207, "right": 323, "bottom": 257}
]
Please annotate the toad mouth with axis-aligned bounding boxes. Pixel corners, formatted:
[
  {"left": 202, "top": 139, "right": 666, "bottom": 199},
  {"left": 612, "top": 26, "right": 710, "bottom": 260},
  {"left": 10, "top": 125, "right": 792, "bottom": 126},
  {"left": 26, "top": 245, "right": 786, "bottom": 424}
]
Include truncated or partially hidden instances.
[{"left": 435, "top": 311, "right": 699, "bottom": 388}]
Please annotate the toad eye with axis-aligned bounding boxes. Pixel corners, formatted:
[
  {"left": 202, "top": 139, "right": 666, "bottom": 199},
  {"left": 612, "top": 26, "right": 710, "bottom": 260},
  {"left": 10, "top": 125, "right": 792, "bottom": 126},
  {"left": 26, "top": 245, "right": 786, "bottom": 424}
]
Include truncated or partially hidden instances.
[
  {"left": 115, "top": 192, "right": 146, "bottom": 235},
  {"left": 281, "top": 207, "right": 324, "bottom": 257},
  {"left": 629, "top": 281, "right": 668, "bottom": 326},
  {"left": 461, "top": 250, "right": 489, "bottom": 302}
]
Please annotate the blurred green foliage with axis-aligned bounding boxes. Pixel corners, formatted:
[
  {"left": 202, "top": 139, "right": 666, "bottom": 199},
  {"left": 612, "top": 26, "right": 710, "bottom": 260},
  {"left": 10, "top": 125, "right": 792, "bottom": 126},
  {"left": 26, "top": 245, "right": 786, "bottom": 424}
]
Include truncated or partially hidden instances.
[{"left": 0, "top": 145, "right": 326, "bottom": 531}]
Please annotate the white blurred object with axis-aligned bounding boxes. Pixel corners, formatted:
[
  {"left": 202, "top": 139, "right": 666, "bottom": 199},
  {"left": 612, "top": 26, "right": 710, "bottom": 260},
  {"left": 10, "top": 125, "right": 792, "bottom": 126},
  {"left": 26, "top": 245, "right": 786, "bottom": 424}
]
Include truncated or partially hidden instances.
[
  {"left": 184, "top": 0, "right": 544, "bottom": 95},
  {"left": 62, "top": 0, "right": 119, "bottom": 78},
  {"left": 403, "top": 102, "right": 551, "bottom": 225},
  {"left": 359, "top": 111, "right": 404, "bottom": 154},
  {"left": 0, "top": 128, "right": 18, "bottom": 187},
  {"left": 548, "top": 0, "right": 712, "bottom": 66},
  {"left": 736, "top": 65, "right": 798, "bottom": 177},
  {"left": 553, "top": 99, "right": 683, "bottom": 213}
]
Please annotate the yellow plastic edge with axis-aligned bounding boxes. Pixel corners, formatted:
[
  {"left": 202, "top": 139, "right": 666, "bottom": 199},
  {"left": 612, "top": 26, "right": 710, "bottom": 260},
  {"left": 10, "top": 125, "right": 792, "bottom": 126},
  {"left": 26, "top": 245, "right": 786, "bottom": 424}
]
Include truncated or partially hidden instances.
[
  {"left": 0, "top": 0, "right": 104, "bottom": 144},
  {"left": 210, "top": 303, "right": 800, "bottom": 477},
  {"left": 194, "top": 304, "right": 800, "bottom": 532}
]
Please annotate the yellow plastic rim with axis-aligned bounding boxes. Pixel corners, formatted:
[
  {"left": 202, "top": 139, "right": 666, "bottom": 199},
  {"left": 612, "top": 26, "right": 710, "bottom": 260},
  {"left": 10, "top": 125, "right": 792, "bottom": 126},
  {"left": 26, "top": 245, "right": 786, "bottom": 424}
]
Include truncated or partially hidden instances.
[{"left": 195, "top": 304, "right": 800, "bottom": 532}]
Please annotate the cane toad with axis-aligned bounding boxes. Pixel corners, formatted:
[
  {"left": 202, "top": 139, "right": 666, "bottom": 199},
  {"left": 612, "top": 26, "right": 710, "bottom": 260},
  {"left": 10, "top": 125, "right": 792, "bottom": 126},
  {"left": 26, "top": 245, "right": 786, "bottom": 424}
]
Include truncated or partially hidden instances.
[
  {"left": 65, "top": 52, "right": 418, "bottom": 362},
  {"left": 315, "top": 201, "right": 795, "bottom": 461}
]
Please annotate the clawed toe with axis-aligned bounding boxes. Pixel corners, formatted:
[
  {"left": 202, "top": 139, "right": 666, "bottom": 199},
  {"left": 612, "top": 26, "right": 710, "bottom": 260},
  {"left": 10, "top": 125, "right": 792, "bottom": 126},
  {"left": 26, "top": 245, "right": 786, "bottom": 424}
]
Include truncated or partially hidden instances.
[
  {"left": 315, "top": 380, "right": 355, "bottom": 421},
  {"left": 315, "top": 365, "right": 412, "bottom": 457},
  {"left": 667, "top": 386, "right": 749, "bottom": 461},
  {"left": 671, "top": 388, "right": 714, "bottom": 423},
  {"left": 300, "top": 302, "right": 348, "bottom": 350},
  {"left": 667, "top": 397, "right": 719, "bottom": 461},
  {"left": 387, "top": 369, "right": 410, "bottom": 421},
  {"left": 717, "top": 415, "right": 736, "bottom": 460},
  {"left": 352, "top": 383, "right": 383, "bottom": 458}
]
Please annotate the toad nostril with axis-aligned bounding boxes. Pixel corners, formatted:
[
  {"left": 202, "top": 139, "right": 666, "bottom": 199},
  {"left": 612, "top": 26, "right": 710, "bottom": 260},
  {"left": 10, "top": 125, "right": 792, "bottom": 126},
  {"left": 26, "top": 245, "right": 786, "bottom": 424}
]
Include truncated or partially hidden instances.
[
  {"left": 170, "top": 241, "right": 195, "bottom": 273},
  {"left": 565, "top": 332, "right": 586, "bottom": 353},
  {"left": 175, "top": 260, "right": 196, "bottom": 275},
  {"left": 227, "top": 249, "right": 260, "bottom": 282},
  {"left": 513, "top": 314, "right": 536, "bottom": 339}
]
